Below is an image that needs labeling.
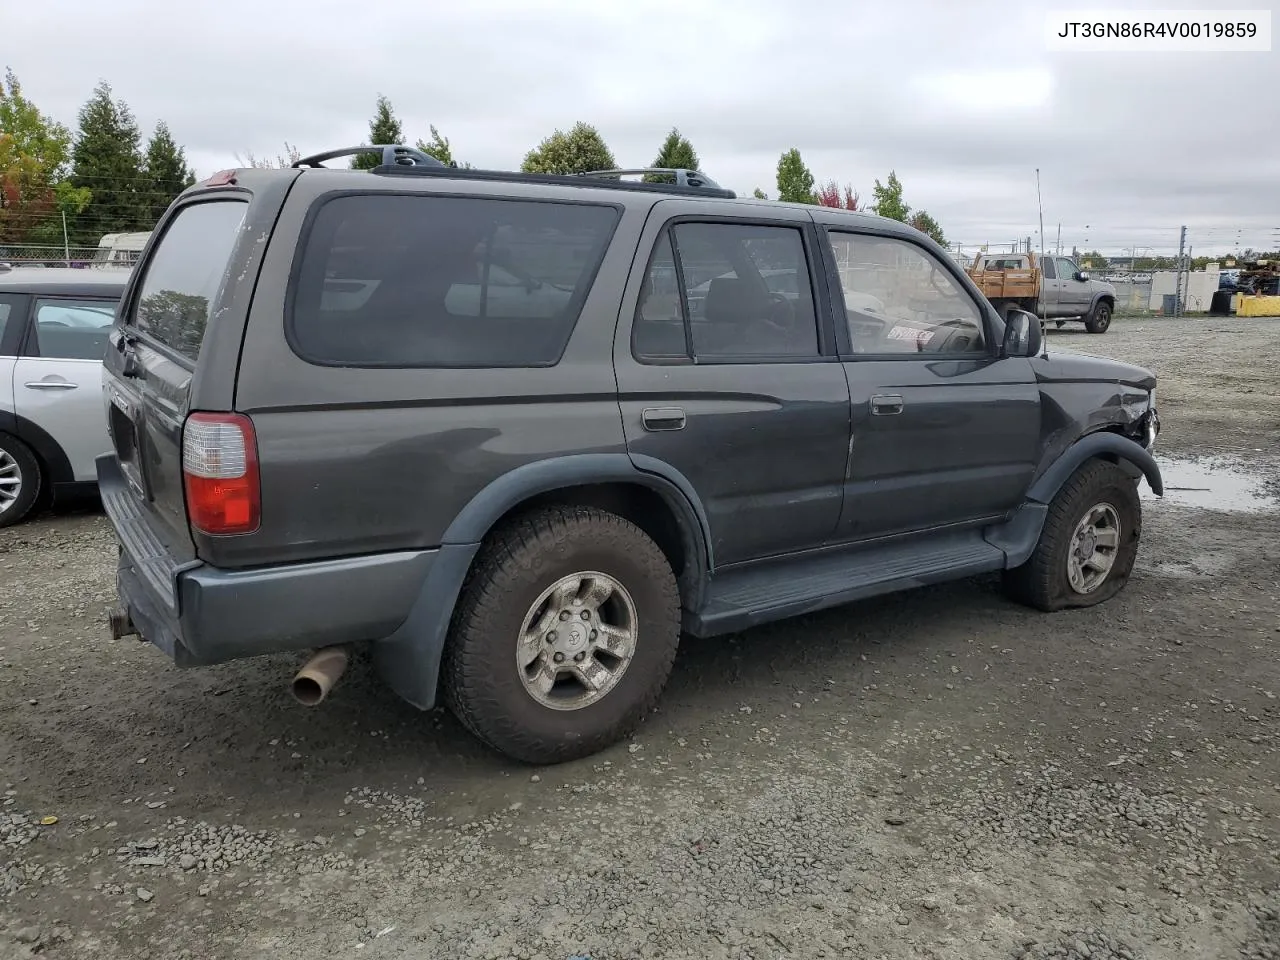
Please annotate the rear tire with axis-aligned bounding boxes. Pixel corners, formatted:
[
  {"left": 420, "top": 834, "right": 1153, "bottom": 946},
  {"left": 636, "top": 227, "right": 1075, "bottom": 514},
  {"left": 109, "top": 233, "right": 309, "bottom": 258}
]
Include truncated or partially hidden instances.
[
  {"left": 442, "top": 505, "right": 681, "bottom": 764},
  {"left": 1003, "top": 459, "right": 1141, "bottom": 612},
  {"left": 0, "top": 432, "right": 42, "bottom": 529},
  {"left": 1085, "top": 300, "right": 1113, "bottom": 333}
]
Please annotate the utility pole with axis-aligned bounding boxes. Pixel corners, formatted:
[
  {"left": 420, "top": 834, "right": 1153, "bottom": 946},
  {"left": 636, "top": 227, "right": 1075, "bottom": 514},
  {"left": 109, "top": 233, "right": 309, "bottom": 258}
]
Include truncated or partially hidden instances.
[
  {"left": 1056, "top": 222, "right": 1061, "bottom": 255},
  {"left": 61, "top": 211, "right": 71, "bottom": 267},
  {"left": 1035, "top": 168, "right": 1047, "bottom": 281},
  {"left": 1173, "top": 225, "right": 1187, "bottom": 318}
]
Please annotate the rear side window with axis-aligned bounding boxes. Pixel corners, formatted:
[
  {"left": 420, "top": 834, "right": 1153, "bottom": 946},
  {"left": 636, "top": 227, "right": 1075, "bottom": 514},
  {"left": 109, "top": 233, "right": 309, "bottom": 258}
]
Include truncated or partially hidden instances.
[
  {"left": 32, "top": 298, "right": 118, "bottom": 361},
  {"left": 288, "top": 194, "right": 620, "bottom": 368},
  {"left": 132, "top": 200, "right": 248, "bottom": 361}
]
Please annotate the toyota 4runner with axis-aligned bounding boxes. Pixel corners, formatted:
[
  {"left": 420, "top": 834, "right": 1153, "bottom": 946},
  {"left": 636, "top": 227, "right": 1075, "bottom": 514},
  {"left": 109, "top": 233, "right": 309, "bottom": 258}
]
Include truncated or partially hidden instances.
[{"left": 98, "top": 146, "right": 1163, "bottom": 764}]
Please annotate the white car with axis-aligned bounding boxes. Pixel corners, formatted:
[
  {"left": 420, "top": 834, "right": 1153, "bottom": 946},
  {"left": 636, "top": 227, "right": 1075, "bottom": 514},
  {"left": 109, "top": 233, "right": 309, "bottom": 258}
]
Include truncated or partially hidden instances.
[{"left": 0, "top": 267, "right": 128, "bottom": 527}]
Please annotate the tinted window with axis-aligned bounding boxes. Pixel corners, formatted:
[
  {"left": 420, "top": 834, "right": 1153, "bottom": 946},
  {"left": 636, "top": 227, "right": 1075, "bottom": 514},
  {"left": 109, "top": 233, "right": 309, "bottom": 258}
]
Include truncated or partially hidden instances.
[
  {"left": 633, "top": 222, "right": 819, "bottom": 361},
  {"left": 132, "top": 200, "right": 248, "bottom": 361},
  {"left": 32, "top": 298, "right": 117, "bottom": 361},
  {"left": 0, "top": 297, "right": 11, "bottom": 348},
  {"left": 828, "top": 232, "right": 985, "bottom": 356},
  {"left": 289, "top": 194, "right": 619, "bottom": 368},
  {"left": 1041, "top": 257, "right": 1057, "bottom": 279}
]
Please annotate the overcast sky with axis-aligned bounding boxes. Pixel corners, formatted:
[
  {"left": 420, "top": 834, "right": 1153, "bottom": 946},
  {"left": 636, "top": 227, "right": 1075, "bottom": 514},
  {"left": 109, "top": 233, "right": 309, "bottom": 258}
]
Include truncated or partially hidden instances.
[{"left": 8, "top": 0, "right": 1278, "bottom": 256}]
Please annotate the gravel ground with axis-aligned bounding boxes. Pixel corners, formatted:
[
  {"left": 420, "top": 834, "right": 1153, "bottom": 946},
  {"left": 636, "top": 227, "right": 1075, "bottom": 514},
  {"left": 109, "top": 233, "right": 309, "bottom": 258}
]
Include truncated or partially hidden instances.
[{"left": 2, "top": 316, "right": 1278, "bottom": 960}]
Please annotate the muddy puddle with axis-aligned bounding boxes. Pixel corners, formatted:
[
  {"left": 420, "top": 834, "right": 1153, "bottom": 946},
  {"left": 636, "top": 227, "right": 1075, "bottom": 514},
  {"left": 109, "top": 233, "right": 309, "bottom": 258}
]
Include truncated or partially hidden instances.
[{"left": 1143, "top": 456, "right": 1279, "bottom": 512}]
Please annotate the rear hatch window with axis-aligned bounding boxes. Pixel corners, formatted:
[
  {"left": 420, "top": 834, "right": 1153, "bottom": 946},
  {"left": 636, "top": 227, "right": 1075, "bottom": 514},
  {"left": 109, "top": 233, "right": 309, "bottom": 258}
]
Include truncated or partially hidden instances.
[{"left": 131, "top": 199, "right": 248, "bottom": 361}]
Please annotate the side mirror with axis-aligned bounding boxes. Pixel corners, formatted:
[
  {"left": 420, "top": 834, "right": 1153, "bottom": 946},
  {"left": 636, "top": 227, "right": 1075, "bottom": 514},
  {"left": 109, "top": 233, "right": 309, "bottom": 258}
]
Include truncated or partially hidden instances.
[
  {"left": 1076, "top": 270, "right": 1089, "bottom": 282},
  {"left": 1001, "top": 309, "right": 1044, "bottom": 358}
]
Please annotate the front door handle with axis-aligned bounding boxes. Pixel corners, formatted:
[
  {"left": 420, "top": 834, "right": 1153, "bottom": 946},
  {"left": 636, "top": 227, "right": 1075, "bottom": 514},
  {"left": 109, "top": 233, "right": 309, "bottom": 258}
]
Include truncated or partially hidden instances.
[
  {"left": 642, "top": 406, "right": 686, "bottom": 432},
  {"left": 24, "top": 379, "right": 79, "bottom": 390},
  {"left": 870, "top": 394, "right": 904, "bottom": 416}
]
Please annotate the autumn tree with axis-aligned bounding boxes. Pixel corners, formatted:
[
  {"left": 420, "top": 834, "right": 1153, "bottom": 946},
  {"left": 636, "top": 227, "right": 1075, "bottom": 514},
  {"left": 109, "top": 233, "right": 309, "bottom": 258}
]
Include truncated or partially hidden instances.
[
  {"left": 70, "top": 81, "right": 147, "bottom": 242},
  {"left": 142, "top": 122, "right": 194, "bottom": 220},
  {"left": 775, "top": 149, "right": 815, "bottom": 204},
  {"left": 870, "top": 170, "right": 910, "bottom": 222},
  {"left": 644, "top": 127, "right": 698, "bottom": 182},
  {"left": 907, "top": 210, "right": 946, "bottom": 246},
  {"left": 521, "top": 122, "right": 615, "bottom": 176},
  {"left": 236, "top": 142, "right": 302, "bottom": 169},
  {"left": 815, "top": 180, "right": 859, "bottom": 210},
  {"left": 0, "top": 69, "right": 90, "bottom": 244},
  {"left": 352, "top": 95, "right": 405, "bottom": 170}
]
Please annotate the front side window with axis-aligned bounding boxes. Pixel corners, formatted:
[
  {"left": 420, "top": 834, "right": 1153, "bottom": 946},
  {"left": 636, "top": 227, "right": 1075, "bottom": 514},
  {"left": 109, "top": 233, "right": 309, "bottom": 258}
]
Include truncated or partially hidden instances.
[
  {"left": 132, "top": 200, "right": 248, "bottom": 362},
  {"left": 1057, "top": 258, "right": 1081, "bottom": 280},
  {"left": 32, "top": 298, "right": 118, "bottom": 361},
  {"left": 828, "top": 232, "right": 986, "bottom": 356},
  {"left": 632, "top": 221, "right": 820, "bottom": 362},
  {"left": 289, "top": 194, "right": 619, "bottom": 368}
]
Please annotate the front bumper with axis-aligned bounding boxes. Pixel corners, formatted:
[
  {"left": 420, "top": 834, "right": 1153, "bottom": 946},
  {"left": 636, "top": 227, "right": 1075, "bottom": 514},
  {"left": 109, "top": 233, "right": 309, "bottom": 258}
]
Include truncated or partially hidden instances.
[{"left": 98, "top": 454, "right": 436, "bottom": 667}]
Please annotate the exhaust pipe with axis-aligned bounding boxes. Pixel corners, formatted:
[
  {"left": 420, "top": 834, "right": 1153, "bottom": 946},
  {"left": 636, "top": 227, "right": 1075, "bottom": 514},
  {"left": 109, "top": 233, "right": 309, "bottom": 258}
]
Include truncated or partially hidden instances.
[{"left": 290, "top": 646, "right": 350, "bottom": 706}]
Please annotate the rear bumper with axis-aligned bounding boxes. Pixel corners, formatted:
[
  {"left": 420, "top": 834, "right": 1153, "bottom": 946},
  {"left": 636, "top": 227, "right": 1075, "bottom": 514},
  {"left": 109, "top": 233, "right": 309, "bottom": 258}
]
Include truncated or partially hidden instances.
[{"left": 98, "top": 454, "right": 436, "bottom": 667}]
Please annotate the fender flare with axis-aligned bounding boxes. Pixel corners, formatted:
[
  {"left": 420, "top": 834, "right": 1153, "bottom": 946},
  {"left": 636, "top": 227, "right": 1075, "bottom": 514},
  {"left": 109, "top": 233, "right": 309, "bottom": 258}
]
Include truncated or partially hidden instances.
[
  {"left": 373, "top": 453, "right": 713, "bottom": 711},
  {"left": 0, "top": 410, "right": 74, "bottom": 485},
  {"left": 1026, "top": 431, "right": 1163, "bottom": 504},
  {"left": 440, "top": 452, "right": 714, "bottom": 570}
]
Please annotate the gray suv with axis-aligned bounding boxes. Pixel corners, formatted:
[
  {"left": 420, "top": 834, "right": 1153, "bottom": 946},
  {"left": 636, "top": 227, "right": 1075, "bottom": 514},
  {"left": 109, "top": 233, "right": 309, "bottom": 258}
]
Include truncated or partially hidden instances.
[{"left": 97, "top": 146, "right": 1163, "bottom": 764}]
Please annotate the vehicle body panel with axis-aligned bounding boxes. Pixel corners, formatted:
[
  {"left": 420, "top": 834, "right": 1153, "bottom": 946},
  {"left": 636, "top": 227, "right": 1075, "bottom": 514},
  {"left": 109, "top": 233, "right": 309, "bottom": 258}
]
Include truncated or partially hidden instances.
[
  {"left": 612, "top": 197, "right": 851, "bottom": 566},
  {"left": 227, "top": 172, "right": 644, "bottom": 569}
]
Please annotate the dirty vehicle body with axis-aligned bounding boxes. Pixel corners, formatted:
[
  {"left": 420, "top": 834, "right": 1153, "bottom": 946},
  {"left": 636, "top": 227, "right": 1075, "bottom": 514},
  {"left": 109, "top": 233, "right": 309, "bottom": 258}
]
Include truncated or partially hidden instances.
[
  {"left": 98, "top": 146, "right": 1163, "bottom": 764},
  {"left": 0, "top": 267, "right": 128, "bottom": 527},
  {"left": 968, "top": 251, "right": 1118, "bottom": 333}
]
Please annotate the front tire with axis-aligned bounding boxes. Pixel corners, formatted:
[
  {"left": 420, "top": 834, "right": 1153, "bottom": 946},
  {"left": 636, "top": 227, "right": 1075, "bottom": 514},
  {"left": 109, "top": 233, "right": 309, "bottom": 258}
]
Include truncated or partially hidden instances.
[
  {"left": 1003, "top": 460, "right": 1141, "bottom": 612},
  {"left": 442, "top": 505, "right": 681, "bottom": 764},
  {"left": 1085, "top": 300, "right": 1113, "bottom": 333},
  {"left": 0, "top": 433, "right": 42, "bottom": 529}
]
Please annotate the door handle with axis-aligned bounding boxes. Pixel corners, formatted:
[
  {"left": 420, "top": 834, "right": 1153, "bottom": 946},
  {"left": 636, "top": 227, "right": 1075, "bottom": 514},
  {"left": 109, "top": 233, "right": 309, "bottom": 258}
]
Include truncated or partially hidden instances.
[
  {"left": 642, "top": 406, "right": 686, "bottom": 432},
  {"left": 24, "top": 380, "right": 78, "bottom": 390},
  {"left": 870, "top": 394, "right": 903, "bottom": 416}
]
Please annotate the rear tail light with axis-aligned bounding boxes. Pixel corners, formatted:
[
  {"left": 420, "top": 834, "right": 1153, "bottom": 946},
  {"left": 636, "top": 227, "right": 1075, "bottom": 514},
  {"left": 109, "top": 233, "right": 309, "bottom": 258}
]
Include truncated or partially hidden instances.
[{"left": 182, "top": 412, "right": 261, "bottom": 536}]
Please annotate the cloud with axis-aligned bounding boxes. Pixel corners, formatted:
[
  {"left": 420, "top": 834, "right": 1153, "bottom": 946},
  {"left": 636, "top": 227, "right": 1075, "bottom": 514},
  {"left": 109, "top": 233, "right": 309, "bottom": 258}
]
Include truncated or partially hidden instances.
[{"left": 6, "top": 0, "right": 1276, "bottom": 254}]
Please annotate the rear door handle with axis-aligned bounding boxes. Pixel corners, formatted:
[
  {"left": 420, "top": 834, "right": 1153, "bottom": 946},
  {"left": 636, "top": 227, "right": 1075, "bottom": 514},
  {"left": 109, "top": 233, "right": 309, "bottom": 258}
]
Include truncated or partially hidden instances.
[
  {"left": 24, "top": 379, "right": 78, "bottom": 390},
  {"left": 642, "top": 406, "right": 686, "bottom": 432},
  {"left": 870, "top": 394, "right": 903, "bottom": 416}
]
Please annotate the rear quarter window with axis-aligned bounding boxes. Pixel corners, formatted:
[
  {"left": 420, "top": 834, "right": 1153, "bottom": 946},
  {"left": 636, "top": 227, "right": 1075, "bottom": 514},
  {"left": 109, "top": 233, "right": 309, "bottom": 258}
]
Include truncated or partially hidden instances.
[
  {"left": 287, "top": 193, "right": 620, "bottom": 368},
  {"left": 131, "top": 199, "right": 248, "bottom": 361}
]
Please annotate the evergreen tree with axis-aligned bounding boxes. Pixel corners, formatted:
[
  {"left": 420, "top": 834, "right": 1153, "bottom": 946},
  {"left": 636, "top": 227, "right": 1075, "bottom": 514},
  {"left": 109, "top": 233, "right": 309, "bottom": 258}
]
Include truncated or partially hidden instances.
[
  {"left": 752, "top": 187, "right": 768, "bottom": 200},
  {"left": 644, "top": 127, "right": 698, "bottom": 182},
  {"left": 352, "top": 95, "right": 405, "bottom": 170},
  {"left": 417, "top": 124, "right": 466, "bottom": 167},
  {"left": 70, "top": 81, "right": 145, "bottom": 242},
  {"left": 775, "top": 148, "right": 815, "bottom": 204},
  {"left": 521, "top": 122, "right": 615, "bottom": 175},
  {"left": 142, "top": 121, "right": 193, "bottom": 220}
]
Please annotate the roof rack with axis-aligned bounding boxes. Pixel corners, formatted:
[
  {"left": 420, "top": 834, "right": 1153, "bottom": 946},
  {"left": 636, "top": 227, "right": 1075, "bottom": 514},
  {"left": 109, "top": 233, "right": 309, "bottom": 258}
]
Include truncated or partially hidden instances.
[
  {"left": 578, "top": 167, "right": 727, "bottom": 191},
  {"left": 293, "top": 145, "right": 453, "bottom": 169},
  {"left": 370, "top": 154, "right": 736, "bottom": 199}
]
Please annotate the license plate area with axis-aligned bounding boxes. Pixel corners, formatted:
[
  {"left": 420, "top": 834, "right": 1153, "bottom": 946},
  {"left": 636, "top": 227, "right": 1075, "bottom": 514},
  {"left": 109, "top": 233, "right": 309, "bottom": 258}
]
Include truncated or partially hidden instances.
[{"left": 108, "top": 394, "right": 147, "bottom": 499}]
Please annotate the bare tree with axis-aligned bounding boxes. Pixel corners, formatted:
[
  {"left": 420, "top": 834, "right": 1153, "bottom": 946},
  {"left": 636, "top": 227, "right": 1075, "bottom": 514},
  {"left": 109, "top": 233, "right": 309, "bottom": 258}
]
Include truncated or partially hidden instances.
[{"left": 234, "top": 141, "right": 301, "bottom": 169}]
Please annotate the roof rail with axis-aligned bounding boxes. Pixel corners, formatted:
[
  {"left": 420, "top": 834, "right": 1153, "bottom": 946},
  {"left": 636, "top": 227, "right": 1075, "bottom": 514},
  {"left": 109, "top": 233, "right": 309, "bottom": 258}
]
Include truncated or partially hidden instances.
[
  {"left": 293, "top": 144, "right": 452, "bottom": 170},
  {"left": 579, "top": 168, "right": 727, "bottom": 191},
  {"left": 372, "top": 163, "right": 737, "bottom": 199}
]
